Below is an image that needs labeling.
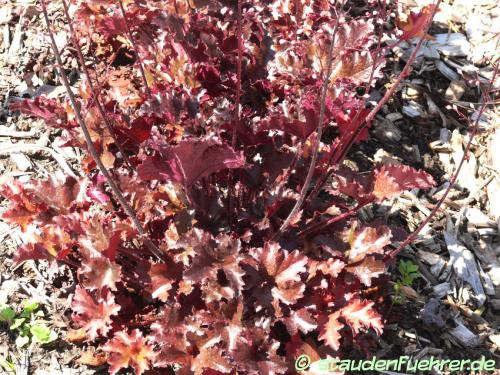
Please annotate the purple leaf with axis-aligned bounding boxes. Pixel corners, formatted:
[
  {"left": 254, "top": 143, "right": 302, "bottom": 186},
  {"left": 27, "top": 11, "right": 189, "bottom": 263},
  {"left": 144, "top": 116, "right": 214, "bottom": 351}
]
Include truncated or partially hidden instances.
[{"left": 138, "top": 139, "right": 246, "bottom": 187}]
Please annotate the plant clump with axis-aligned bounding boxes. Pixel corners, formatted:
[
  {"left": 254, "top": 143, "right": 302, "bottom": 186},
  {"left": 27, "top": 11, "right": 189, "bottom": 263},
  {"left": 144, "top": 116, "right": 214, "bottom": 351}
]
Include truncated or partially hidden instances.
[{"left": 2, "top": 0, "right": 439, "bottom": 373}]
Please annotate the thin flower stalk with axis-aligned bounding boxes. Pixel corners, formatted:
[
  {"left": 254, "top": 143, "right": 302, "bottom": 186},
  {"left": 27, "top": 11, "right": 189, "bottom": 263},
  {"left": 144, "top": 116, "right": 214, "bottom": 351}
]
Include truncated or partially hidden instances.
[
  {"left": 272, "top": 9, "right": 341, "bottom": 241},
  {"left": 387, "top": 63, "right": 498, "bottom": 260},
  {"left": 61, "top": 0, "right": 133, "bottom": 170},
  {"left": 306, "top": 0, "right": 442, "bottom": 204},
  {"left": 117, "top": 0, "right": 151, "bottom": 98},
  {"left": 40, "top": 0, "right": 164, "bottom": 262}
]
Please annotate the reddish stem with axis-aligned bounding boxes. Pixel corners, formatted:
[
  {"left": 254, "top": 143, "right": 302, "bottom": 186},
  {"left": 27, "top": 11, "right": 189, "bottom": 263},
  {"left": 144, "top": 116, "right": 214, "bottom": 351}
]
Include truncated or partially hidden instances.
[
  {"left": 306, "top": 0, "right": 442, "bottom": 203},
  {"left": 386, "top": 64, "right": 498, "bottom": 260},
  {"left": 228, "top": 0, "right": 243, "bottom": 226},
  {"left": 117, "top": 0, "right": 151, "bottom": 98},
  {"left": 61, "top": 258, "right": 80, "bottom": 269},
  {"left": 40, "top": 0, "right": 164, "bottom": 262},
  {"left": 274, "top": 146, "right": 301, "bottom": 199},
  {"left": 232, "top": 0, "right": 243, "bottom": 149},
  {"left": 61, "top": 0, "right": 133, "bottom": 170},
  {"left": 298, "top": 202, "right": 368, "bottom": 238},
  {"left": 271, "top": 11, "right": 342, "bottom": 241}
]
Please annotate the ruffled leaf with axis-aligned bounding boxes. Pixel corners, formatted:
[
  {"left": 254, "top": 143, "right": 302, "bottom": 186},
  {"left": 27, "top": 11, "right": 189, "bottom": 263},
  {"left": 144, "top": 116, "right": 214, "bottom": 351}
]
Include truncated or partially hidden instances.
[
  {"left": 103, "top": 329, "right": 155, "bottom": 375},
  {"left": 138, "top": 139, "right": 246, "bottom": 187},
  {"left": 72, "top": 287, "right": 120, "bottom": 341}
]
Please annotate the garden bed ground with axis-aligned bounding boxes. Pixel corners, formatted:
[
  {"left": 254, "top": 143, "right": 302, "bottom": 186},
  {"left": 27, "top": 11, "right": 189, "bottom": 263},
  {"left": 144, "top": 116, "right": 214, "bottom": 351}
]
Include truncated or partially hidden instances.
[{"left": 0, "top": 0, "right": 499, "bottom": 374}]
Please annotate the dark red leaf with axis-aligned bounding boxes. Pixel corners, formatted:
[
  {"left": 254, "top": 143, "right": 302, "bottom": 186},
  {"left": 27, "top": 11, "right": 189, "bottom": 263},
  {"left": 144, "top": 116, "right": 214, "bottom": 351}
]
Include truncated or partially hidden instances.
[{"left": 138, "top": 139, "right": 246, "bottom": 187}]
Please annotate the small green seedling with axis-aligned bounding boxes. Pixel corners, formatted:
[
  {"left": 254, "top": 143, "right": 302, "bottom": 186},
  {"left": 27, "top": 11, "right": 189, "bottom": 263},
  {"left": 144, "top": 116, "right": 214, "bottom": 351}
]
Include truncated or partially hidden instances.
[
  {"left": 0, "top": 354, "right": 15, "bottom": 373},
  {"left": 393, "top": 259, "right": 421, "bottom": 304},
  {"left": 0, "top": 300, "right": 58, "bottom": 348}
]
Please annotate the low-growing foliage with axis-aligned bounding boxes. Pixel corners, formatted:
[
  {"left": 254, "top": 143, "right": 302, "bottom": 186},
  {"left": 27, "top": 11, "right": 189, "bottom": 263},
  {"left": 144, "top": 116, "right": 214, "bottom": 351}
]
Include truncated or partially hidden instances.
[
  {"left": 393, "top": 259, "right": 421, "bottom": 304},
  {"left": 397, "top": 259, "right": 421, "bottom": 287},
  {"left": 2, "top": 0, "right": 441, "bottom": 373},
  {"left": 0, "top": 300, "right": 58, "bottom": 348},
  {"left": 0, "top": 354, "right": 15, "bottom": 373}
]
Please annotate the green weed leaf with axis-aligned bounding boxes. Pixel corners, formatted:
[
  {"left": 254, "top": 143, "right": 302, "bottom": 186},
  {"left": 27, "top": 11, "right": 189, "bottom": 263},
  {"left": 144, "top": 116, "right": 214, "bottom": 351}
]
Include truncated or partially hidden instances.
[
  {"left": 30, "top": 324, "right": 57, "bottom": 344},
  {"left": 0, "top": 307, "right": 15, "bottom": 322},
  {"left": 9, "top": 318, "right": 26, "bottom": 330}
]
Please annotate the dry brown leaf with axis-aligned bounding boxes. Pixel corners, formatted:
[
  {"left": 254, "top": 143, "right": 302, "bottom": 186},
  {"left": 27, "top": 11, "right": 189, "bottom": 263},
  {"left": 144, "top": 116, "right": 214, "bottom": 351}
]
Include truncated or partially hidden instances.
[
  {"left": 77, "top": 350, "right": 108, "bottom": 367},
  {"left": 65, "top": 328, "right": 87, "bottom": 343}
]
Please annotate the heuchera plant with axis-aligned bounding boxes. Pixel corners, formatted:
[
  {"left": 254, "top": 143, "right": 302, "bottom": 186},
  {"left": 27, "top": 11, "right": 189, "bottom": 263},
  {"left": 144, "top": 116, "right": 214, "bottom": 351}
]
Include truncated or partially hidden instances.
[{"left": 2, "top": 0, "right": 438, "bottom": 373}]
